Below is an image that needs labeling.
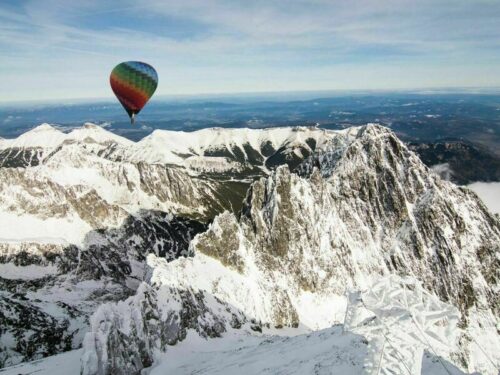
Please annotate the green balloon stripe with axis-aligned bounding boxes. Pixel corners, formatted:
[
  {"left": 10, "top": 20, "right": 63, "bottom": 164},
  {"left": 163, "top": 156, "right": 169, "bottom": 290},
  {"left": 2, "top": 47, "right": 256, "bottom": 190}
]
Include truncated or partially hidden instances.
[
  {"left": 112, "top": 65, "right": 157, "bottom": 97},
  {"left": 117, "top": 65, "right": 157, "bottom": 89}
]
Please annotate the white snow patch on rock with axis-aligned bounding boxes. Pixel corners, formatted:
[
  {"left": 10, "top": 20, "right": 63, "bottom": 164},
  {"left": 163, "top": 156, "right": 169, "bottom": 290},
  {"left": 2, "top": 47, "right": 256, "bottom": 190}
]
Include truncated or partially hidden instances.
[{"left": 0, "top": 263, "right": 58, "bottom": 280}]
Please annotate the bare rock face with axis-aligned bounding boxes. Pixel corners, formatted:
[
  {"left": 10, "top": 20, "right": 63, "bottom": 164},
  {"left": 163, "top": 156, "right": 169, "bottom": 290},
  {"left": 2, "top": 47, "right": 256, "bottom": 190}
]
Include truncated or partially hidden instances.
[
  {"left": 0, "top": 147, "right": 45, "bottom": 168},
  {"left": 192, "top": 212, "right": 245, "bottom": 272},
  {"left": 81, "top": 125, "right": 499, "bottom": 375}
]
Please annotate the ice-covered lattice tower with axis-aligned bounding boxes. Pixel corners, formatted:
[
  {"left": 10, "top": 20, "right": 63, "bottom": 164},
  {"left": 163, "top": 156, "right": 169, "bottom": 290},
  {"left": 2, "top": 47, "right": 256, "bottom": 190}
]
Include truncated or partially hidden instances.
[{"left": 344, "top": 275, "right": 460, "bottom": 375}]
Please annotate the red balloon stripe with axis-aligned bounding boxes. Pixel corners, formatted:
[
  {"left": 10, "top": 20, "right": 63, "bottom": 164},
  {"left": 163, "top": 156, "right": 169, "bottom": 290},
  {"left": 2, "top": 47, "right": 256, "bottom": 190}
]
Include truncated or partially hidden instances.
[{"left": 110, "top": 75, "right": 149, "bottom": 111}]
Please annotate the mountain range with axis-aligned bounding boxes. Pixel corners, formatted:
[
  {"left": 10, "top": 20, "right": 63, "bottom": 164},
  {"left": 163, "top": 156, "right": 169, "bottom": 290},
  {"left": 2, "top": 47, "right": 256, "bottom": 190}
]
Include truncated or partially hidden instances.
[{"left": 0, "top": 123, "right": 498, "bottom": 374}]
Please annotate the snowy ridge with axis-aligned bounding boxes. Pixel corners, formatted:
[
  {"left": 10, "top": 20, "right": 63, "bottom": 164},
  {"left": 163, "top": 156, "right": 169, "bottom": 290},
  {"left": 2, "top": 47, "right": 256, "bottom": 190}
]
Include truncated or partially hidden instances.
[
  {"left": 0, "top": 123, "right": 133, "bottom": 168},
  {"left": 0, "top": 123, "right": 340, "bottom": 174},
  {"left": 0, "top": 123, "right": 132, "bottom": 150},
  {"left": 0, "top": 142, "right": 233, "bottom": 247},
  {"left": 0, "top": 124, "right": 67, "bottom": 149},
  {"left": 0, "top": 123, "right": 342, "bottom": 247},
  {"left": 120, "top": 126, "right": 338, "bottom": 166},
  {"left": 65, "top": 123, "right": 133, "bottom": 146}
]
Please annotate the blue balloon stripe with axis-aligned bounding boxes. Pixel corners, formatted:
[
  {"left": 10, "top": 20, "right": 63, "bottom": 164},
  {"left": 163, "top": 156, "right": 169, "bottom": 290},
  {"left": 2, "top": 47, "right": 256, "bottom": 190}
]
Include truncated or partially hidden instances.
[{"left": 125, "top": 61, "right": 158, "bottom": 83}]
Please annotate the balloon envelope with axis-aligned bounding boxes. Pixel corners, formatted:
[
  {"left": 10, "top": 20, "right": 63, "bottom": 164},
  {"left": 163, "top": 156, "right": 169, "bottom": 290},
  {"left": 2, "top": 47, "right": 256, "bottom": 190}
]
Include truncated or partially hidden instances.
[{"left": 110, "top": 61, "right": 158, "bottom": 123}]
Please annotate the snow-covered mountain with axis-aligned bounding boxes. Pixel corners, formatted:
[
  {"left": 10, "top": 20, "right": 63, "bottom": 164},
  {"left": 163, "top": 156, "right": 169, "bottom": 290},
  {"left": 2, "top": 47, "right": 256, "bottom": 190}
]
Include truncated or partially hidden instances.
[
  {"left": 1, "top": 123, "right": 498, "bottom": 374},
  {"left": 0, "top": 123, "right": 132, "bottom": 168},
  {"left": 81, "top": 125, "right": 498, "bottom": 374}
]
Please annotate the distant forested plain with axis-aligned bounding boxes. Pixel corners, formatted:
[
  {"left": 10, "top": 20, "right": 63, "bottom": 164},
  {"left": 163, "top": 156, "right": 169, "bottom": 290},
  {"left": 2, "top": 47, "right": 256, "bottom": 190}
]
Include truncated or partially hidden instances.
[
  {"left": 2, "top": 92, "right": 500, "bottom": 154},
  {"left": 0, "top": 93, "right": 500, "bottom": 183}
]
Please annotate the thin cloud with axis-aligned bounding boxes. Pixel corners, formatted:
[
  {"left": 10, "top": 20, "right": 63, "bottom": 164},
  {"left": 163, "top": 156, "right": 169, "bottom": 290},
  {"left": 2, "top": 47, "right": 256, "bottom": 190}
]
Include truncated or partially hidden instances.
[
  {"left": 467, "top": 182, "right": 500, "bottom": 215},
  {"left": 1, "top": 0, "right": 500, "bottom": 101}
]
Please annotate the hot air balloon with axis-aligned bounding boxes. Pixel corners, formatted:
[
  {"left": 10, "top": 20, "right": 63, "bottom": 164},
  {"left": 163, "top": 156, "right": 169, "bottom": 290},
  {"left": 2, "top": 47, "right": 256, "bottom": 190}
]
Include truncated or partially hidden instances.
[{"left": 110, "top": 61, "right": 158, "bottom": 124}]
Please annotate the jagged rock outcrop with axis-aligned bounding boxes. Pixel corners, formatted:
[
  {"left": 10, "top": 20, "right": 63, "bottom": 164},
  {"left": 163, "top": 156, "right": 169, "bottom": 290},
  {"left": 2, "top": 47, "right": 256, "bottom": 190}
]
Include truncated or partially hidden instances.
[
  {"left": 192, "top": 125, "right": 499, "bottom": 325},
  {"left": 81, "top": 282, "right": 250, "bottom": 375}
]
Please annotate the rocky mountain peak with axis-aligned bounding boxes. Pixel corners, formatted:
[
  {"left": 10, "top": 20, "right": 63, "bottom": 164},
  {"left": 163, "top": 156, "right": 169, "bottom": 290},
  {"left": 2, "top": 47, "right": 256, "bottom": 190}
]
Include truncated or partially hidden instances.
[
  {"left": 186, "top": 124, "right": 499, "bottom": 370},
  {"left": 82, "top": 123, "right": 101, "bottom": 129},
  {"left": 28, "top": 123, "right": 59, "bottom": 132},
  {"left": 76, "top": 123, "right": 499, "bottom": 374}
]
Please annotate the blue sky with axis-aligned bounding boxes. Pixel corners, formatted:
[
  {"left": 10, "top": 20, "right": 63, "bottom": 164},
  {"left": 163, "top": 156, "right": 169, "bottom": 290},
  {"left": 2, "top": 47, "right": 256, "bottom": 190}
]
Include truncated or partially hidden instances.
[{"left": 1, "top": 0, "right": 499, "bottom": 102}]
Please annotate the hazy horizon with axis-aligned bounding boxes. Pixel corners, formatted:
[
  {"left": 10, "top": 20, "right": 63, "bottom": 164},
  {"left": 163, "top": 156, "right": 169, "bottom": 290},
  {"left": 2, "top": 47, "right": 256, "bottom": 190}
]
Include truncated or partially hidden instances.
[{"left": 2, "top": 86, "right": 500, "bottom": 107}]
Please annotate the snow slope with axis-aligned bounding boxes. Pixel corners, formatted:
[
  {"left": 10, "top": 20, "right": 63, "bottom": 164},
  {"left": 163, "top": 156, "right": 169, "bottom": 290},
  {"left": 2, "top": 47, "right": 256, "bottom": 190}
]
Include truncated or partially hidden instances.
[
  {"left": 150, "top": 328, "right": 369, "bottom": 375},
  {"left": 0, "top": 124, "right": 67, "bottom": 149},
  {"left": 150, "top": 330, "right": 467, "bottom": 375},
  {"left": 0, "top": 349, "right": 82, "bottom": 375},
  {"left": 82, "top": 261, "right": 475, "bottom": 375}
]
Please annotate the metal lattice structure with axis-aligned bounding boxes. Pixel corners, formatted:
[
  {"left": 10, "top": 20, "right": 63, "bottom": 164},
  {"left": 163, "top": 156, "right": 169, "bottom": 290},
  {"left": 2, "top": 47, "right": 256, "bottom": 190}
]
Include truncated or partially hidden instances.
[{"left": 344, "top": 276, "right": 460, "bottom": 375}]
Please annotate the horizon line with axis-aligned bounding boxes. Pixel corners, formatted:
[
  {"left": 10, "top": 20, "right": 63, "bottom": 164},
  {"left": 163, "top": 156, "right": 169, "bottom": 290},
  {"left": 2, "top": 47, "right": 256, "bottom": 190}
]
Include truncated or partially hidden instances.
[{"left": 2, "top": 86, "right": 500, "bottom": 107}]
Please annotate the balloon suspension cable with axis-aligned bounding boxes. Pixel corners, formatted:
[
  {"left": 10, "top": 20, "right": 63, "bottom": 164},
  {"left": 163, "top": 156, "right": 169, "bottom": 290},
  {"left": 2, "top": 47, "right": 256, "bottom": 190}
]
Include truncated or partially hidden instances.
[{"left": 131, "top": 113, "right": 135, "bottom": 125}]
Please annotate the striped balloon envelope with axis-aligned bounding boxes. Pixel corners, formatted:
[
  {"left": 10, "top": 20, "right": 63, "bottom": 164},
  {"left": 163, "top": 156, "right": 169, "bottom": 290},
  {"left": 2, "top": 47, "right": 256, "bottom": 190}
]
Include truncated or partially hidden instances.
[{"left": 110, "top": 61, "right": 158, "bottom": 124}]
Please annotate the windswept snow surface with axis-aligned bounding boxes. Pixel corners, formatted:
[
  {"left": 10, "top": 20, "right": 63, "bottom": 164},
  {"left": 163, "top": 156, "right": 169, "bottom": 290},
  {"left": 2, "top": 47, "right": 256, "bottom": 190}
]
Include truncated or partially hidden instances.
[
  {"left": 153, "top": 263, "right": 475, "bottom": 374},
  {"left": 0, "top": 211, "right": 92, "bottom": 246},
  {"left": 0, "top": 349, "right": 82, "bottom": 375},
  {"left": 150, "top": 328, "right": 369, "bottom": 375},
  {"left": 2, "top": 327, "right": 468, "bottom": 375},
  {"left": 150, "top": 330, "right": 468, "bottom": 375},
  {"left": 0, "top": 263, "right": 58, "bottom": 280}
]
